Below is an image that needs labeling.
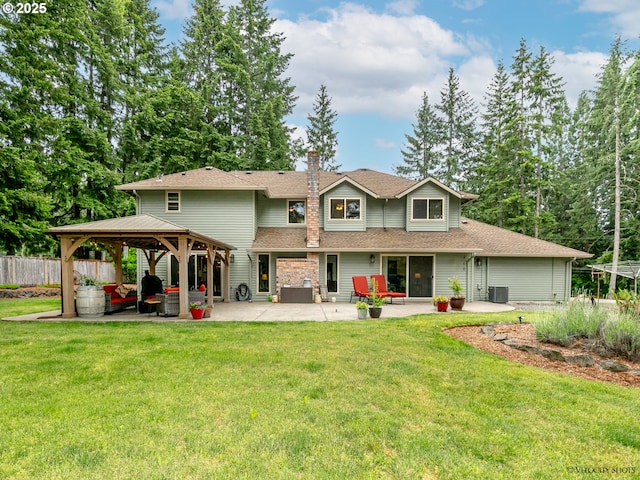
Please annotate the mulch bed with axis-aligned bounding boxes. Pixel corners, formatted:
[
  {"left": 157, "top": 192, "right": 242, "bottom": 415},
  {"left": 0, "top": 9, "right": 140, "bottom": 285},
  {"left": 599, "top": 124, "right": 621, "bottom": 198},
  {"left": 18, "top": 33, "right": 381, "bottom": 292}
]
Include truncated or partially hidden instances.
[{"left": 444, "top": 322, "right": 640, "bottom": 388}]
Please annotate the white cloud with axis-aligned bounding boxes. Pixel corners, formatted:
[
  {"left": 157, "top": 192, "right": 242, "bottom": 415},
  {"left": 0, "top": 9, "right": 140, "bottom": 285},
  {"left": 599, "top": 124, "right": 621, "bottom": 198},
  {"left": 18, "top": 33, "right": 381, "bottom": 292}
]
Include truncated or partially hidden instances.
[
  {"left": 551, "top": 50, "right": 608, "bottom": 107},
  {"left": 154, "top": 0, "right": 191, "bottom": 20},
  {"left": 375, "top": 138, "right": 396, "bottom": 149},
  {"left": 578, "top": 0, "right": 640, "bottom": 37},
  {"left": 385, "top": 0, "right": 419, "bottom": 15},
  {"left": 277, "top": 2, "right": 481, "bottom": 119},
  {"left": 452, "top": 0, "right": 485, "bottom": 11}
]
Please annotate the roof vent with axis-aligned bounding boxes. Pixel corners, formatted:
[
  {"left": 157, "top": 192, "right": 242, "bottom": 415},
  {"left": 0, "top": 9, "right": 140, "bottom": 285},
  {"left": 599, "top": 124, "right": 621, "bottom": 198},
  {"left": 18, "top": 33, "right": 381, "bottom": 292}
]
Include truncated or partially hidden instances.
[
  {"left": 181, "top": 172, "right": 186, "bottom": 176},
  {"left": 278, "top": 171, "right": 285, "bottom": 175},
  {"left": 205, "top": 166, "right": 213, "bottom": 170},
  {"left": 461, "top": 219, "right": 468, "bottom": 224},
  {"left": 156, "top": 174, "right": 163, "bottom": 182},
  {"left": 245, "top": 171, "right": 252, "bottom": 174}
]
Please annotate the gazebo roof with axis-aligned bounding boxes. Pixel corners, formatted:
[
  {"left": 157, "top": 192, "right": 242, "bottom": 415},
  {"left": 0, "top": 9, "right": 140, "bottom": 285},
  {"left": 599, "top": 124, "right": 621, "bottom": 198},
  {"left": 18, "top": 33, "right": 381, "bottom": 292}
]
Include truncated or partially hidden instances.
[{"left": 48, "top": 214, "right": 236, "bottom": 251}]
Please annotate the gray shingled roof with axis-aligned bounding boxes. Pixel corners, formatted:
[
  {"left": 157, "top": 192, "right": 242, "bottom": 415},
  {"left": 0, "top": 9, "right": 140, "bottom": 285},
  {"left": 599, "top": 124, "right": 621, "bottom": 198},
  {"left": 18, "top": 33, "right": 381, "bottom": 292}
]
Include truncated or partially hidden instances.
[
  {"left": 48, "top": 214, "right": 236, "bottom": 251},
  {"left": 117, "top": 167, "right": 476, "bottom": 200},
  {"left": 249, "top": 219, "right": 591, "bottom": 258}
]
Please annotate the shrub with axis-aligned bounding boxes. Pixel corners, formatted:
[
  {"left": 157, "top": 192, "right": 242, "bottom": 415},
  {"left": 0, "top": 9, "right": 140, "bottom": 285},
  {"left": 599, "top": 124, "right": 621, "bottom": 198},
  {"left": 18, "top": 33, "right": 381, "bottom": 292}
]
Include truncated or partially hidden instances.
[
  {"left": 40, "top": 283, "right": 61, "bottom": 289},
  {"left": 535, "top": 297, "right": 605, "bottom": 346},
  {"left": 0, "top": 284, "right": 20, "bottom": 290},
  {"left": 535, "top": 297, "right": 640, "bottom": 361}
]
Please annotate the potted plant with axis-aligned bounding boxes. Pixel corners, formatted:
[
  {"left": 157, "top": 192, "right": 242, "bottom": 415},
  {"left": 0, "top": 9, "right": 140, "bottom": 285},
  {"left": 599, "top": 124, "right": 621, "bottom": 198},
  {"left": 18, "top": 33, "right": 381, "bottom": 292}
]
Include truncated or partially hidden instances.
[
  {"left": 355, "top": 301, "right": 368, "bottom": 319},
  {"left": 448, "top": 277, "right": 465, "bottom": 311},
  {"left": 433, "top": 295, "right": 449, "bottom": 312},
  {"left": 367, "top": 279, "right": 385, "bottom": 318},
  {"left": 76, "top": 274, "right": 105, "bottom": 318},
  {"left": 189, "top": 300, "right": 206, "bottom": 320}
]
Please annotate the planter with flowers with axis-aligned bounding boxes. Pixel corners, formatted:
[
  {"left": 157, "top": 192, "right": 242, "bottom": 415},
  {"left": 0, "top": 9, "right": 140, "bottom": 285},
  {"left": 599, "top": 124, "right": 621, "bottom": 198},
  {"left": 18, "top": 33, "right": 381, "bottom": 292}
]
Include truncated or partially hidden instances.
[
  {"left": 355, "top": 301, "right": 368, "bottom": 319},
  {"left": 448, "top": 277, "right": 465, "bottom": 311},
  {"left": 189, "top": 301, "right": 206, "bottom": 320},
  {"left": 367, "top": 279, "right": 385, "bottom": 318},
  {"left": 432, "top": 295, "right": 449, "bottom": 312}
]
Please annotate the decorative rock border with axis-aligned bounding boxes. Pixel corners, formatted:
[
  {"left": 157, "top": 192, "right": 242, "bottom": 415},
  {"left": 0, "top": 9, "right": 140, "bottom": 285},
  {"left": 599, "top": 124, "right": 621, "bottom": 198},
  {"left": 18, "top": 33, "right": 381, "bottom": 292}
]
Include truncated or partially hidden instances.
[
  {"left": 480, "top": 323, "right": 640, "bottom": 375},
  {"left": 0, "top": 287, "right": 61, "bottom": 298}
]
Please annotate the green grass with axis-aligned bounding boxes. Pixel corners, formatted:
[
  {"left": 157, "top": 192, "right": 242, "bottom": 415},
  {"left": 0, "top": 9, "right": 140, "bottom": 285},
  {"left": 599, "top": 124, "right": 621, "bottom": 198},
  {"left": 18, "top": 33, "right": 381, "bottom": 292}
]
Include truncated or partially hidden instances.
[
  {"left": 0, "top": 297, "right": 61, "bottom": 319},
  {"left": 1, "top": 308, "right": 640, "bottom": 478}
]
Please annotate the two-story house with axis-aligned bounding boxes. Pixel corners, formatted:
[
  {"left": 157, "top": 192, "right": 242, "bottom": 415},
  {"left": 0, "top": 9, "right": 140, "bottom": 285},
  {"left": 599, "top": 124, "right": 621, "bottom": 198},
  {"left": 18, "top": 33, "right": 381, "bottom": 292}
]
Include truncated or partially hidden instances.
[{"left": 116, "top": 152, "right": 591, "bottom": 303}]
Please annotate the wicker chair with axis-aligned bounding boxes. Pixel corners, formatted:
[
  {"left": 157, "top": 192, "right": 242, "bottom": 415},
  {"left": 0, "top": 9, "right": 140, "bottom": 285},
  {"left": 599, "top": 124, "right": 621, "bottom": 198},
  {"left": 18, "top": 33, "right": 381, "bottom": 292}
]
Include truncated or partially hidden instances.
[{"left": 156, "top": 291, "right": 206, "bottom": 317}]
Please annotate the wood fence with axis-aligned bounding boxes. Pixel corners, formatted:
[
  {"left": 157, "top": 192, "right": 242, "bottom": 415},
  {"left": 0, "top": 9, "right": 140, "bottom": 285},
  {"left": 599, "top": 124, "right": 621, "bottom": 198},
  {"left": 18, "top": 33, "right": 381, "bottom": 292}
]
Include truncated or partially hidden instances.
[{"left": 0, "top": 256, "right": 116, "bottom": 286}]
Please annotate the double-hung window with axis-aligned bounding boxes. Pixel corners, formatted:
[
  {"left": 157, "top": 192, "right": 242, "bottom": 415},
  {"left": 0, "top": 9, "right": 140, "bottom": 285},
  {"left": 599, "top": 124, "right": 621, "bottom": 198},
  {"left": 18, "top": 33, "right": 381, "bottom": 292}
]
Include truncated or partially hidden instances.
[
  {"left": 166, "top": 192, "right": 181, "bottom": 212},
  {"left": 412, "top": 198, "right": 444, "bottom": 220}
]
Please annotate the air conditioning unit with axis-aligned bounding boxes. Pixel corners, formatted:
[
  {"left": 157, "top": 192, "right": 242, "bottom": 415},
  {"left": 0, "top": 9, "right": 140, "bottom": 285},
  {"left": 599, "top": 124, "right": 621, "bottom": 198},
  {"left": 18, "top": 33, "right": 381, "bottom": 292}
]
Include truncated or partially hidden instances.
[{"left": 488, "top": 286, "right": 509, "bottom": 303}]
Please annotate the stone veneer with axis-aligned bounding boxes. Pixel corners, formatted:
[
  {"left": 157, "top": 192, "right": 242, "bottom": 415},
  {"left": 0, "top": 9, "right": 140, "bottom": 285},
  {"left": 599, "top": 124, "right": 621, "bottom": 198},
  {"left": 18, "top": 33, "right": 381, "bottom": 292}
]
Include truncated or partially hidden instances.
[{"left": 276, "top": 255, "right": 319, "bottom": 294}]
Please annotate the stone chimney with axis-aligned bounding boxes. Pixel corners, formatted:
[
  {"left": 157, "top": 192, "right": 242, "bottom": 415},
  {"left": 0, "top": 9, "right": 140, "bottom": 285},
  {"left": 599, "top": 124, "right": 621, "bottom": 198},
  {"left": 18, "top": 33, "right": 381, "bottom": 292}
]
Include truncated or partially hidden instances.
[{"left": 306, "top": 151, "right": 320, "bottom": 248}]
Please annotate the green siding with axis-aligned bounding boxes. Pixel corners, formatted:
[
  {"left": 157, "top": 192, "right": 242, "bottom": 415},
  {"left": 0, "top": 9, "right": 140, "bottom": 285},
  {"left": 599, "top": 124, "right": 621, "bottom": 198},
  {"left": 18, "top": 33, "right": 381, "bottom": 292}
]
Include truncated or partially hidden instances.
[
  {"left": 138, "top": 190, "right": 256, "bottom": 299},
  {"left": 405, "top": 184, "right": 451, "bottom": 232},
  {"left": 486, "top": 257, "right": 570, "bottom": 301},
  {"left": 366, "top": 197, "right": 405, "bottom": 228}
]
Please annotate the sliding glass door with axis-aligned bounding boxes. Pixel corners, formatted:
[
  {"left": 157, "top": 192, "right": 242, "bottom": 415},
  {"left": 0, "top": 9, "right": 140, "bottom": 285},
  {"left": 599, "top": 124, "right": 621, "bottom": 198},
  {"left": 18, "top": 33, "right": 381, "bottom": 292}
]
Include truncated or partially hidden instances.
[{"left": 382, "top": 255, "right": 433, "bottom": 298}]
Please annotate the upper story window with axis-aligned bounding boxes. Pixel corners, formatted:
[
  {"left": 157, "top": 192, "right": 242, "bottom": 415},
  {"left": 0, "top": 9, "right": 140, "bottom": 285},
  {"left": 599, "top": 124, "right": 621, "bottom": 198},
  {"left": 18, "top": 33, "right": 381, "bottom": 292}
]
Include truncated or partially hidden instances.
[
  {"left": 288, "top": 200, "right": 306, "bottom": 224},
  {"left": 166, "top": 191, "right": 181, "bottom": 212},
  {"left": 412, "top": 198, "right": 444, "bottom": 220},
  {"left": 330, "top": 198, "right": 361, "bottom": 220}
]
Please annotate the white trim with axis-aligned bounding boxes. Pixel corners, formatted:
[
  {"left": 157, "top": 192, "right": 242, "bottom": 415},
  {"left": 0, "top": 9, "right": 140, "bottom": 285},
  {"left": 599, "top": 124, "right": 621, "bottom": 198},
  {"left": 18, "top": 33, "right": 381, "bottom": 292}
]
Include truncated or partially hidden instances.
[
  {"left": 165, "top": 191, "right": 181, "bottom": 213},
  {"left": 257, "top": 253, "right": 271, "bottom": 294},
  {"left": 328, "top": 196, "right": 363, "bottom": 221},
  {"left": 325, "top": 253, "right": 339, "bottom": 293},
  {"left": 410, "top": 197, "right": 445, "bottom": 221}
]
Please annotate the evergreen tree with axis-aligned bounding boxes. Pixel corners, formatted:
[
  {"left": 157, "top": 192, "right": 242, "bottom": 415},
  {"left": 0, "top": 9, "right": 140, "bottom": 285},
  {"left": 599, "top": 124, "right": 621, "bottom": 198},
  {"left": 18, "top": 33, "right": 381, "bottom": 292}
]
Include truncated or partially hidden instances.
[
  {"left": 436, "top": 67, "right": 478, "bottom": 189},
  {"left": 306, "top": 85, "right": 340, "bottom": 171},
  {"left": 587, "top": 38, "right": 630, "bottom": 292},
  {"left": 527, "top": 46, "right": 568, "bottom": 238},
  {"left": 226, "top": 0, "right": 297, "bottom": 170},
  {"left": 464, "top": 62, "right": 520, "bottom": 228},
  {"left": 395, "top": 92, "right": 443, "bottom": 180}
]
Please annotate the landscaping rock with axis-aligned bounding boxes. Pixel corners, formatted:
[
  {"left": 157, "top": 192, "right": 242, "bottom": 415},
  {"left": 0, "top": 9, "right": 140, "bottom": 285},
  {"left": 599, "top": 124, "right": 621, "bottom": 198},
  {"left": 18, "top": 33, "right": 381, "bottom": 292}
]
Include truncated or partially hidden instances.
[
  {"left": 493, "top": 334, "right": 508, "bottom": 341},
  {"left": 599, "top": 360, "right": 629, "bottom": 373},
  {"left": 565, "top": 355, "right": 595, "bottom": 367},
  {"left": 541, "top": 349, "right": 565, "bottom": 362},
  {"left": 480, "top": 326, "right": 495, "bottom": 336}
]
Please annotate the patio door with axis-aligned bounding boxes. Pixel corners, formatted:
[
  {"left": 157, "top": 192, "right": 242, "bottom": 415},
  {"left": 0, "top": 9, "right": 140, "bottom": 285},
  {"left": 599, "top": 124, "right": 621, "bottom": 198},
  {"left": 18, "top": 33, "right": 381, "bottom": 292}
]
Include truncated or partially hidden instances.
[
  {"left": 169, "top": 253, "right": 223, "bottom": 297},
  {"left": 382, "top": 255, "right": 433, "bottom": 298}
]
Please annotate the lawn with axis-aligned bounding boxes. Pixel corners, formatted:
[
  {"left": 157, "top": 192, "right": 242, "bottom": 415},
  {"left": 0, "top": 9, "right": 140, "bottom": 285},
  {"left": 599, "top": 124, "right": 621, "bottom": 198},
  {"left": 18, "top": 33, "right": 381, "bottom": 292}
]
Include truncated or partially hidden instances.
[{"left": 1, "top": 304, "right": 639, "bottom": 478}]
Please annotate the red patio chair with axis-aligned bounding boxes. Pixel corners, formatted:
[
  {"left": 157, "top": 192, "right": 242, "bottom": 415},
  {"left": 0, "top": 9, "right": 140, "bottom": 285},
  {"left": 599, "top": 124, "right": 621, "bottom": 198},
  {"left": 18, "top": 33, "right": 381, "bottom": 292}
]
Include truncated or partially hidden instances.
[
  {"left": 350, "top": 276, "right": 371, "bottom": 303},
  {"left": 371, "top": 274, "right": 406, "bottom": 304}
]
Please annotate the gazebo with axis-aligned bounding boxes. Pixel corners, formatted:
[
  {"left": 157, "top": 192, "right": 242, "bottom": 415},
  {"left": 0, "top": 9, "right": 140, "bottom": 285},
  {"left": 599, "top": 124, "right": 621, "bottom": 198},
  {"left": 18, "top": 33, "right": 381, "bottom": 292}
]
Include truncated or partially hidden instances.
[{"left": 48, "top": 214, "right": 236, "bottom": 319}]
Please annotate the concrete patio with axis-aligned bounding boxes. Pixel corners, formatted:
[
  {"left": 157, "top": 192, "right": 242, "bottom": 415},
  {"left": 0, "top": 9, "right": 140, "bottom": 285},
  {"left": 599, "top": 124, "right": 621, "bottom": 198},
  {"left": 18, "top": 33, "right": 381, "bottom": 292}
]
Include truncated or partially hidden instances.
[{"left": 3, "top": 300, "right": 516, "bottom": 323}]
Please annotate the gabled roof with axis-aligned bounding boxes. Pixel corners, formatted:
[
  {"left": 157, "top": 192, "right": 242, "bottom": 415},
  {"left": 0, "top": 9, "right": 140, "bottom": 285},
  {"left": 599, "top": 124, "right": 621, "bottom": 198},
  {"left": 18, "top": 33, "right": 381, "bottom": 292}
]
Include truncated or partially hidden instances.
[
  {"left": 117, "top": 166, "right": 474, "bottom": 201},
  {"left": 48, "top": 214, "right": 236, "bottom": 251},
  {"left": 249, "top": 218, "right": 592, "bottom": 258}
]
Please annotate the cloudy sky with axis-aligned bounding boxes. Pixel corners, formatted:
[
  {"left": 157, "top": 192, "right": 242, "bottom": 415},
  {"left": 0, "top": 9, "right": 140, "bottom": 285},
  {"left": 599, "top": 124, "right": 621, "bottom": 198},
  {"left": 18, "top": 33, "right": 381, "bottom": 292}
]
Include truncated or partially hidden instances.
[{"left": 153, "top": 0, "right": 640, "bottom": 172}]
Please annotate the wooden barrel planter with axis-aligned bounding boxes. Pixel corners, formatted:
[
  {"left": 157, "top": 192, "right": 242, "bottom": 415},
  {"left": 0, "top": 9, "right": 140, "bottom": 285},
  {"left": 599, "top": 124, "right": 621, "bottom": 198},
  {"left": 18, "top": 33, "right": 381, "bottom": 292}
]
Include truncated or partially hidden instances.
[{"left": 76, "top": 286, "right": 105, "bottom": 318}]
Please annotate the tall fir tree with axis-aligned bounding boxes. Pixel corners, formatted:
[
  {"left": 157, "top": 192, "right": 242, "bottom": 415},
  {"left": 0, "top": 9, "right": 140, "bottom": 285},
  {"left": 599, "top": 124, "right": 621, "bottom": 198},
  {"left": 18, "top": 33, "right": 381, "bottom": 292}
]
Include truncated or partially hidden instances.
[
  {"left": 436, "top": 67, "right": 478, "bottom": 190},
  {"left": 587, "top": 38, "right": 630, "bottom": 292},
  {"left": 226, "top": 0, "right": 298, "bottom": 170},
  {"left": 464, "top": 62, "right": 520, "bottom": 228},
  {"left": 395, "top": 92, "right": 443, "bottom": 180},
  {"left": 527, "top": 46, "right": 568, "bottom": 238},
  {"left": 306, "top": 85, "right": 340, "bottom": 171}
]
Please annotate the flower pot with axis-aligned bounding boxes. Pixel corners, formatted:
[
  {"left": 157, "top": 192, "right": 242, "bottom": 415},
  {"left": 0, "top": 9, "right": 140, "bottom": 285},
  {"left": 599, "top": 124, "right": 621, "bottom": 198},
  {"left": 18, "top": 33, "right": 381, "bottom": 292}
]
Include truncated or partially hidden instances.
[
  {"left": 203, "top": 306, "right": 212, "bottom": 318},
  {"left": 368, "top": 307, "right": 382, "bottom": 318},
  {"left": 449, "top": 297, "right": 465, "bottom": 311},
  {"left": 190, "top": 308, "right": 205, "bottom": 320},
  {"left": 357, "top": 308, "right": 368, "bottom": 319},
  {"left": 437, "top": 302, "right": 449, "bottom": 312}
]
